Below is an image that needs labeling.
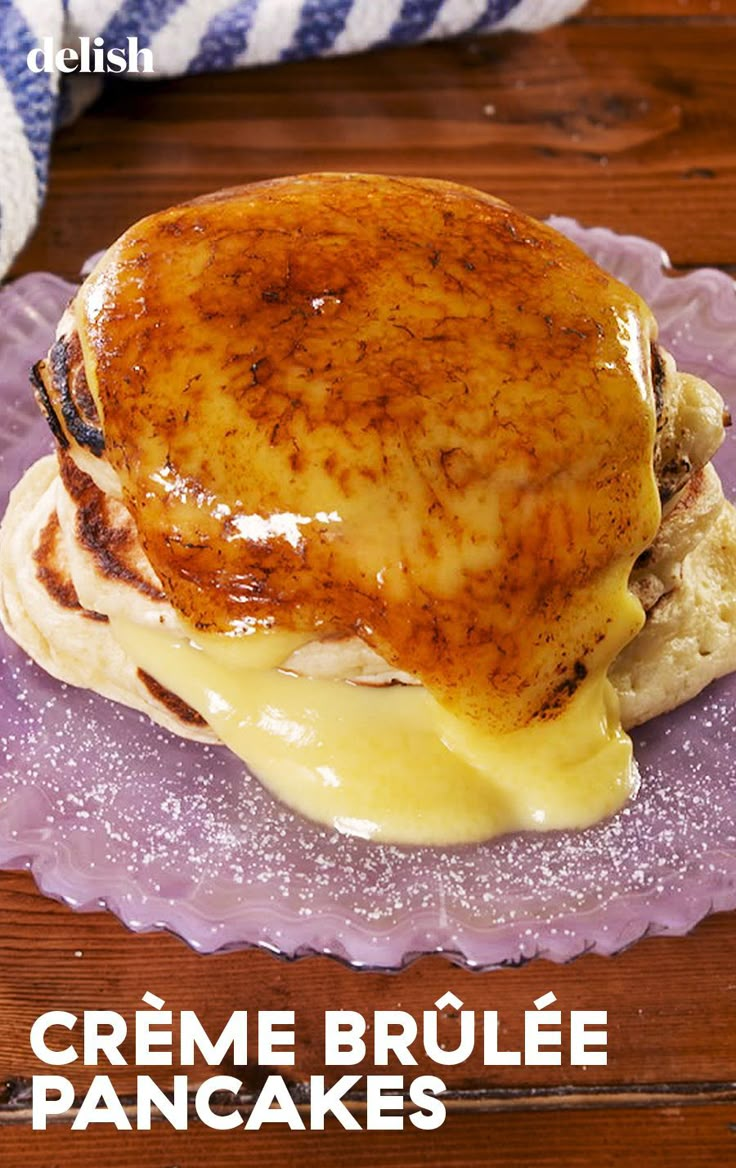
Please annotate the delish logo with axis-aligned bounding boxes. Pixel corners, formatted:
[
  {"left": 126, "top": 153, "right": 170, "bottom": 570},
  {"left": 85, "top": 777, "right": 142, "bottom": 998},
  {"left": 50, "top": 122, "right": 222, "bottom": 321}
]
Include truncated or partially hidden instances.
[{"left": 27, "top": 36, "right": 154, "bottom": 75}]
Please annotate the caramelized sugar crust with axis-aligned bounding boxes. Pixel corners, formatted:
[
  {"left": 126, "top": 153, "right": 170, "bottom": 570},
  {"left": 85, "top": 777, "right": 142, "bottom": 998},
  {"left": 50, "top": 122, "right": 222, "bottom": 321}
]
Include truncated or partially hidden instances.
[{"left": 76, "top": 174, "right": 661, "bottom": 731}]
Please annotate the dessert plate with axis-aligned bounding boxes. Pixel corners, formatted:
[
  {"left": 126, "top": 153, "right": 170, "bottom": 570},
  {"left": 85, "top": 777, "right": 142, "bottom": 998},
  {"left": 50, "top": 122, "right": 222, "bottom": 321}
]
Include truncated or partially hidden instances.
[{"left": 0, "top": 223, "right": 734, "bottom": 968}]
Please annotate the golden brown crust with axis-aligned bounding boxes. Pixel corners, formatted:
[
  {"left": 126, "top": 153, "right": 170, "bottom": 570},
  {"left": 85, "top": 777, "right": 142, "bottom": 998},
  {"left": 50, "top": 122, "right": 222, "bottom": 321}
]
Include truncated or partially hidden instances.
[
  {"left": 75, "top": 173, "right": 661, "bottom": 733},
  {"left": 31, "top": 509, "right": 204, "bottom": 724},
  {"left": 32, "top": 509, "right": 107, "bottom": 622},
  {"left": 0, "top": 456, "right": 217, "bottom": 743},
  {"left": 136, "top": 668, "right": 207, "bottom": 727},
  {"left": 32, "top": 328, "right": 104, "bottom": 459},
  {"left": 25, "top": 177, "right": 729, "bottom": 744},
  {"left": 58, "top": 450, "right": 165, "bottom": 602}
]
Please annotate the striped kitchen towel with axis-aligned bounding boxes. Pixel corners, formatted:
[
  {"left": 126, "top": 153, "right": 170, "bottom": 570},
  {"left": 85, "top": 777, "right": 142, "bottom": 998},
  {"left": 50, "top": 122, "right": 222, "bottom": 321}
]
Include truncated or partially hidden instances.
[{"left": 0, "top": 0, "right": 586, "bottom": 279}]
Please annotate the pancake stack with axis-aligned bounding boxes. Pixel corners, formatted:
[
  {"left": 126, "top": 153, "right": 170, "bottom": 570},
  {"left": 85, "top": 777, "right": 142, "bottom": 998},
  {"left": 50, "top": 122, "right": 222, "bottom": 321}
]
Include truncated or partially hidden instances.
[{"left": 0, "top": 176, "right": 734, "bottom": 842}]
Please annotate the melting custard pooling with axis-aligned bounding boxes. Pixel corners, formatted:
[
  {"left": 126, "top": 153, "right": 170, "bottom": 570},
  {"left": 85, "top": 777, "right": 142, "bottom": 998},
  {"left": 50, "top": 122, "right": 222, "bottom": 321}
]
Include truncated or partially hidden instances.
[{"left": 77, "top": 175, "right": 661, "bottom": 843}]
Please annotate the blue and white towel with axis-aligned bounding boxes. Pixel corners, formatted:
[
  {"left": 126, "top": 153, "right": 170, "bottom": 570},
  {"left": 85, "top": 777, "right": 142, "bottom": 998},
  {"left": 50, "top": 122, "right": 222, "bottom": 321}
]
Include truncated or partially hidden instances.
[{"left": 0, "top": 0, "right": 585, "bottom": 279}]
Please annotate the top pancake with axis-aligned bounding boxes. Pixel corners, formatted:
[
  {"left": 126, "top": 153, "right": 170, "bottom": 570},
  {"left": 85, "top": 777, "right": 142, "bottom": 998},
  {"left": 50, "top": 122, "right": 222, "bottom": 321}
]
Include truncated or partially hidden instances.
[
  {"left": 69, "top": 174, "right": 665, "bottom": 733},
  {"left": 16, "top": 175, "right": 734, "bottom": 738}
]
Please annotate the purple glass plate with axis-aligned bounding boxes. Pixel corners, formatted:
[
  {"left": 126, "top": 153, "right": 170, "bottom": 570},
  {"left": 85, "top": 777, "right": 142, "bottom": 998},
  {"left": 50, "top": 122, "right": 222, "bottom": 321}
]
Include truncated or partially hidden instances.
[{"left": 0, "top": 224, "right": 734, "bottom": 969}]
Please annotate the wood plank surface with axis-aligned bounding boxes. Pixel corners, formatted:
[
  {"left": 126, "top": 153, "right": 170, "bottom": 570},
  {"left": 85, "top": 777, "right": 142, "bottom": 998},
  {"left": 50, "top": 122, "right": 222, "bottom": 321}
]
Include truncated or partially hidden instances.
[
  {"left": 2, "top": 1103, "right": 736, "bottom": 1168},
  {"left": 2, "top": 2, "right": 736, "bottom": 1165},
  {"left": 11, "top": 22, "right": 736, "bottom": 279},
  {"left": 2, "top": 1104, "right": 736, "bottom": 1168},
  {"left": 587, "top": 1, "right": 736, "bottom": 16}
]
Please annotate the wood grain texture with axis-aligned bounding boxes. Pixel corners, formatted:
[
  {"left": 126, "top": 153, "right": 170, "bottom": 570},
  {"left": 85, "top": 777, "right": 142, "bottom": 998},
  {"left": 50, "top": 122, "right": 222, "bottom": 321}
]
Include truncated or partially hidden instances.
[
  {"left": 10, "top": 23, "right": 736, "bottom": 278},
  {"left": 1, "top": 1104, "right": 736, "bottom": 1167},
  {"left": 2, "top": 4, "right": 736, "bottom": 1165},
  {"left": 588, "top": 1, "right": 736, "bottom": 16}
]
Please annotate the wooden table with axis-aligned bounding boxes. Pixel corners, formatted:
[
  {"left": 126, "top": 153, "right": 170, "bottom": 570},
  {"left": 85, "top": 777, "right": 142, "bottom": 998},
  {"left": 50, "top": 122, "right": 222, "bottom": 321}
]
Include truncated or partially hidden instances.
[{"left": 3, "top": 1, "right": 736, "bottom": 1163}]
